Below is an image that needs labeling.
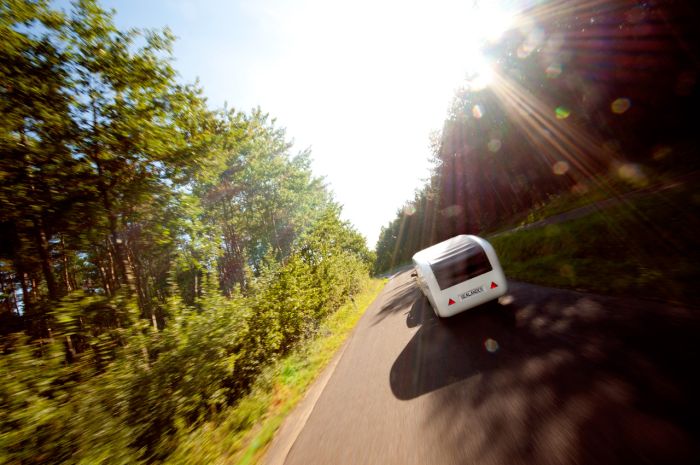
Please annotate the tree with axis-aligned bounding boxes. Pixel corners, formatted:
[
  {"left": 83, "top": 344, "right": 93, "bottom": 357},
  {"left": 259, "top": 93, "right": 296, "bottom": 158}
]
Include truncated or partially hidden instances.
[
  {"left": 0, "top": 1, "right": 374, "bottom": 462},
  {"left": 0, "top": 0, "right": 80, "bottom": 337},
  {"left": 196, "top": 109, "right": 330, "bottom": 295},
  {"left": 373, "top": 0, "right": 700, "bottom": 273}
]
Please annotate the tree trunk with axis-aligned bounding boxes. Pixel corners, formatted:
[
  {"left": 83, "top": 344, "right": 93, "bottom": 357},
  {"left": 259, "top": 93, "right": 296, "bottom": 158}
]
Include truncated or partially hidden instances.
[
  {"left": 126, "top": 243, "right": 150, "bottom": 322},
  {"left": 32, "top": 217, "right": 58, "bottom": 300},
  {"left": 102, "top": 184, "right": 133, "bottom": 292},
  {"left": 0, "top": 273, "right": 14, "bottom": 315},
  {"left": 104, "top": 241, "right": 118, "bottom": 291},
  {"left": 96, "top": 255, "right": 112, "bottom": 296},
  {"left": 89, "top": 101, "right": 136, "bottom": 296},
  {"left": 7, "top": 277, "right": 19, "bottom": 315},
  {"left": 17, "top": 265, "right": 31, "bottom": 314},
  {"left": 17, "top": 127, "right": 55, "bottom": 304},
  {"left": 60, "top": 234, "right": 74, "bottom": 292}
]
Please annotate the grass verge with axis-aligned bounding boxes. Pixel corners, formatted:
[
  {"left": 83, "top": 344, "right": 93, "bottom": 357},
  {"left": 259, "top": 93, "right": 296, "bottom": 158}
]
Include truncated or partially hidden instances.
[
  {"left": 164, "top": 277, "right": 387, "bottom": 465},
  {"left": 486, "top": 168, "right": 673, "bottom": 235},
  {"left": 489, "top": 181, "right": 700, "bottom": 307}
]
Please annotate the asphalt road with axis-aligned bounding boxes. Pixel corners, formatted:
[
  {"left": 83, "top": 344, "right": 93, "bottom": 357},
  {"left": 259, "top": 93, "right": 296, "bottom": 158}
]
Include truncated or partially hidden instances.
[{"left": 265, "top": 271, "right": 700, "bottom": 465}]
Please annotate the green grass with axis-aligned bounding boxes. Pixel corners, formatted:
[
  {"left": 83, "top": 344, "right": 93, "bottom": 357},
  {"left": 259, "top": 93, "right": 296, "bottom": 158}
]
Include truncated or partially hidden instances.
[
  {"left": 164, "top": 278, "right": 387, "bottom": 465},
  {"left": 489, "top": 182, "right": 700, "bottom": 307},
  {"left": 486, "top": 171, "right": 658, "bottom": 235}
]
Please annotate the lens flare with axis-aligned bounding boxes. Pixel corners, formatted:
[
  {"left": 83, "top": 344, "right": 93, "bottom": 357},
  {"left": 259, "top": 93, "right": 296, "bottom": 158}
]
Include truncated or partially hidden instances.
[
  {"left": 617, "top": 163, "right": 647, "bottom": 186},
  {"left": 552, "top": 161, "right": 569, "bottom": 175},
  {"left": 484, "top": 338, "right": 500, "bottom": 353},
  {"left": 498, "top": 295, "right": 514, "bottom": 305},
  {"left": 555, "top": 106, "right": 571, "bottom": 119},
  {"left": 517, "top": 42, "right": 535, "bottom": 59},
  {"left": 652, "top": 145, "right": 672, "bottom": 160},
  {"left": 441, "top": 204, "right": 462, "bottom": 217},
  {"left": 611, "top": 98, "right": 631, "bottom": 114},
  {"left": 545, "top": 63, "right": 562, "bottom": 78},
  {"left": 571, "top": 183, "right": 589, "bottom": 195}
]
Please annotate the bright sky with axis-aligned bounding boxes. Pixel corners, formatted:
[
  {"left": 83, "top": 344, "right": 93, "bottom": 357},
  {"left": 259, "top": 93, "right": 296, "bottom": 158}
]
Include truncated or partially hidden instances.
[{"left": 58, "top": 0, "right": 516, "bottom": 246}]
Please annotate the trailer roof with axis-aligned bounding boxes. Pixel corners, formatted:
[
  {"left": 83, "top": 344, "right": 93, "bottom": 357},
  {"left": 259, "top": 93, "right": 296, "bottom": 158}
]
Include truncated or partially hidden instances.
[
  {"left": 413, "top": 235, "right": 493, "bottom": 290},
  {"left": 412, "top": 235, "right": 477, "bottom": 265}
]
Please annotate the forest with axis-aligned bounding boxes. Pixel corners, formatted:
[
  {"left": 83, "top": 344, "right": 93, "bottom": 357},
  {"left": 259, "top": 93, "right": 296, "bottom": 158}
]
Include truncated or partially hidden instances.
[
  {"left": 0, "top": 1, "right": 374, "bottom": 462},
  {"left": 374, "top": 0, "right": 700, "bottom": 273}
]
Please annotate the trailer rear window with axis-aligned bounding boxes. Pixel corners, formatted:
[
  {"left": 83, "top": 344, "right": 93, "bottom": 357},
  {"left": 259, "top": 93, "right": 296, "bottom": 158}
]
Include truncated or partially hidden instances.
[{"left": 429, "top": 241, "right": 492, "bottom": 290}]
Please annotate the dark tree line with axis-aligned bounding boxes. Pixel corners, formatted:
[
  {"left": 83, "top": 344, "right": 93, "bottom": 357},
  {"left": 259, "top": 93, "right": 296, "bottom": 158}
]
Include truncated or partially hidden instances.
[{"left": 375, "top": 0, "right": 699, "bottom": 272}]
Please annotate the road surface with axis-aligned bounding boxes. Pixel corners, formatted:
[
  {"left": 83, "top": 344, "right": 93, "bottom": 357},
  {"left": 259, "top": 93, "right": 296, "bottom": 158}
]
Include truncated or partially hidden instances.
[{"left": 265, "top": 271, "right": 700, "bottom": 465}]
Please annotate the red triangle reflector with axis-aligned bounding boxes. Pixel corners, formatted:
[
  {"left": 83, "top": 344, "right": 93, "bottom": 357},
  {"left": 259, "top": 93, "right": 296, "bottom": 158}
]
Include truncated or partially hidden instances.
[
  {"left": 448, "top": 298, "right": 456, "bottom": 306},
  {"left": 490, "top": 282, "right": 498, "bottom": 289}
]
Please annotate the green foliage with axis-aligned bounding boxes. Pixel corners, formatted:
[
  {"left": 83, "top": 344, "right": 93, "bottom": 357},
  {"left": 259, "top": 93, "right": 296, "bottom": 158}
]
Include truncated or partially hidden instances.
[
  {"left": 374, "top": 188, "right": 437, "bottom": 273},
  {"left": 1, "top": 208, "right": 372, "bottom": 462},
  {"left": 255, "top": 207, "right": 372, "bottom": 351},
  {"left": 490, "top": 183, "right": 700, "bottom": 306},
  {"left": 0, "top": 1, "right": 373, "bottom": 463},
  {"left": 164, "top": 278, "right": 387, "bottom": 465}
]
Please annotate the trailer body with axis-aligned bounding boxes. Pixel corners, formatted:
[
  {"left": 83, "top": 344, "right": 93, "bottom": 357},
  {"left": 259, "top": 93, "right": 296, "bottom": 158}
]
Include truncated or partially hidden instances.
[{"left": 412, "top": 235, "right": 507, "bottom": 318}]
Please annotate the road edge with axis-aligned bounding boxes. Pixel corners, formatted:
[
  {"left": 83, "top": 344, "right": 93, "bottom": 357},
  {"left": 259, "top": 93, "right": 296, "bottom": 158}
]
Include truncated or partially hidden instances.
[
  {"left": 261, "top": 334, "right": 352, "bottom": 465},
  {"left": 261, "top": 280, "right": 390, "bottom": 465}
]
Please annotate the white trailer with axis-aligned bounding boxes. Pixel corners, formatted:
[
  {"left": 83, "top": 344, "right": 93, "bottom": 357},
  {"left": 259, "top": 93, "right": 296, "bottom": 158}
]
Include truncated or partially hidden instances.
[{"left": 412, "top": 235, "right": 507, "bottom": 318}]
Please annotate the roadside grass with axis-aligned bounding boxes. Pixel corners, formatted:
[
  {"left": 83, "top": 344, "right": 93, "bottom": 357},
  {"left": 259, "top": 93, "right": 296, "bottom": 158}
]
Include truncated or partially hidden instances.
[
  {"left": 164, "top": 277, "right": 387, "bottom": 465},
  {"left": 489, "top": 181, "right": 700, "bottom": 307},
  {"left": 486, "top": 170, "right": 660, "bottom": 235}
]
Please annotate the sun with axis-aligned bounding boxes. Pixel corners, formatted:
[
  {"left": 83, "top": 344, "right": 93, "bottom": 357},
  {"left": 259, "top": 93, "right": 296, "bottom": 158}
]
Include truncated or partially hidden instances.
[
  {"left": 465, "top": 57, "right": 496, "bottom": 92},
  {"left": 442, "top": 1, "right": 515, "bottom": 91},
  {"left": 403, "top": 0, "right": 516, "bottom": 112}
]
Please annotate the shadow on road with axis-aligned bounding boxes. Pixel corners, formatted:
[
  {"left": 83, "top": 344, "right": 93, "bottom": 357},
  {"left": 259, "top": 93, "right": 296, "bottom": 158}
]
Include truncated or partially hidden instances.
[
  {"left": 389, "top": 279, "right": 700, "bottom": 464},
  {"left": 390, "top": 295, "right": 518, "bottom": 399},
  {"left": 372, "top": 279, "right": 420, "bottom": 327}
]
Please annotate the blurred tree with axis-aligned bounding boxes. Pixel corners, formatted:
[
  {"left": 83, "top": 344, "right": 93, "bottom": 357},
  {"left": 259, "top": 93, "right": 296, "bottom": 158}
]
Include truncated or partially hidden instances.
[
  {"left": 0, "top": 0, "right": 80, "bottom": 337},
  {"left": 0, "top": 2, "right": 373, "bottom": 462}
]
